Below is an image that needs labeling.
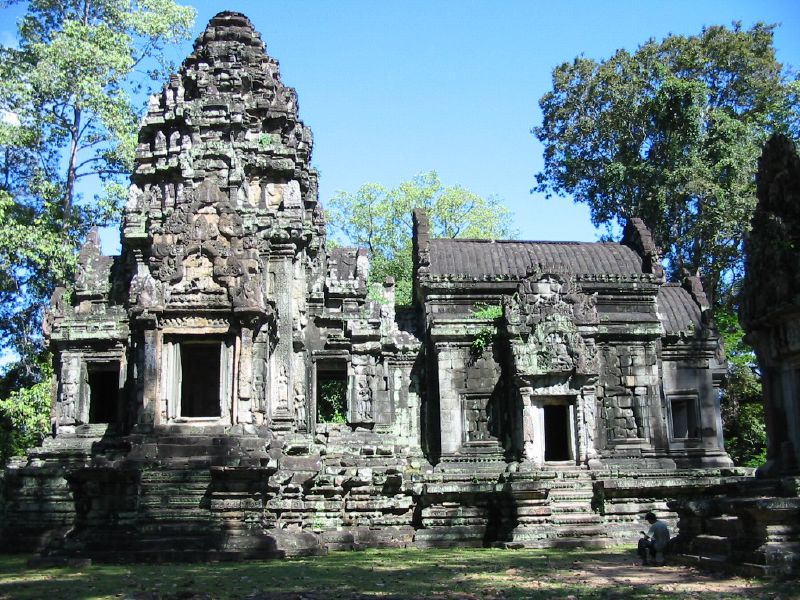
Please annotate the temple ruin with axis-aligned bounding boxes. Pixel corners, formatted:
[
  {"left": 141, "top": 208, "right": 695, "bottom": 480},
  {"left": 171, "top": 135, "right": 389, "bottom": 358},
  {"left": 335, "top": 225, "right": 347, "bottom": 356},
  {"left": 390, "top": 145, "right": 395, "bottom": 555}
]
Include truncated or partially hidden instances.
[{"left": 1, "top": 12, "right": 745, "bottom": 562}]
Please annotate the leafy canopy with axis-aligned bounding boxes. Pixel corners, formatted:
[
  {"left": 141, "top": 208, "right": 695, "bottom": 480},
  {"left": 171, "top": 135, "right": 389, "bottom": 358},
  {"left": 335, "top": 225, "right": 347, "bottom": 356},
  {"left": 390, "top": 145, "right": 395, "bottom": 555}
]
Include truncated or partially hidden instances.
[
  {"left": 534, "top": 22, "right": 800, "bottom": 307},
  {"left": 326, "top": 172, "right": 515, "bottom": 305},
  {"left": 0, "top": 0, "right": 195, "bottom": 364},
  {"left": 0, "top": 0, "right": 195, "bottom": 460},
  {"left": 716, "top": 307, "right": 765, "bottom": 467}
]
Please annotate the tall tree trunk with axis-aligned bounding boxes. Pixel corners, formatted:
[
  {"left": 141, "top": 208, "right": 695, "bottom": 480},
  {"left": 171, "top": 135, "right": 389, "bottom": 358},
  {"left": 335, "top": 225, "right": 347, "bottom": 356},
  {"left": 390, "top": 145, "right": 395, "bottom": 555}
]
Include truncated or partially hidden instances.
[
  {"left": 62, "top": 0, "right": 91, "bottom": 228},
  {"left": 62, "top": 106, "right": 81, "bottom": 227}
]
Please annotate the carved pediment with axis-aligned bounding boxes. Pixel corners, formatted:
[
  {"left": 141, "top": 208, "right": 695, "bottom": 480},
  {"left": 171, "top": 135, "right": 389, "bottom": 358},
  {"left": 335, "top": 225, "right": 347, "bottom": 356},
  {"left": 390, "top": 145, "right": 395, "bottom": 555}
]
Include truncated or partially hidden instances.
[
  {"left": 508, "top": 272, "right": 599, "bottom": 379},
  {"left": 145, "top": 180, "right": 270, "bottom": 313}
]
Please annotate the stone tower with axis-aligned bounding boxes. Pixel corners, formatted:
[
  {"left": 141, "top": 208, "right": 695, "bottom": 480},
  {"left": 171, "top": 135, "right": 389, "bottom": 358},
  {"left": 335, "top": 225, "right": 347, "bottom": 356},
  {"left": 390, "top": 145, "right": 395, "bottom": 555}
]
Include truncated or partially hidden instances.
[{"left": 121, "top": 11, "right": 321, "bottom": 432}]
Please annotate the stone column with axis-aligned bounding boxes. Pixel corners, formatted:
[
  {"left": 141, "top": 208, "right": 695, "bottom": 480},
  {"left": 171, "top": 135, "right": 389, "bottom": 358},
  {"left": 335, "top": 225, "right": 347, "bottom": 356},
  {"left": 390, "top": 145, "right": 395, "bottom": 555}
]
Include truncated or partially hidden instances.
[
  {"left": 520, "top": 391, "right": 545, "bottom": 467},
  {"left": 140, "top": 320, "right": 161, "bottom": 426},
  {"left": 237, "top": 321, "right": 253, "bottom": 424},
  {"left": 56, "top": 353, "right": 81, "bottom": 430},
  {"left": 436, "top": 343, "right": 462, "bottom": 455},
  {"left": 581, "top": 385, "right": 599, "bottom": 460},
  {"left": 269, "top": 243, "right": 295, "bottom": 429}
]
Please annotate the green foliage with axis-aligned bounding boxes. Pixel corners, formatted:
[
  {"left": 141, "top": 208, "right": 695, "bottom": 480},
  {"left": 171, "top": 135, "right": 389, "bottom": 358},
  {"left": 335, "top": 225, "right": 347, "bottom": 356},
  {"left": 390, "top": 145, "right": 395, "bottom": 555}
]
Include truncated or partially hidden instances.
[
  {"left": 471, "top": 303, "right": 503, "bottom": 321},
  {"left": 469, "top": 303, "right": 502, "bottom": 358},
  {"left": 0, "top": 0, "right": 195, "bottom": 452},
  {"left": 0, "top": 359, "right": 52, "bottom": 462},
  {"left": 326, "top": 172, "right": 515, "bottom": 306},
  {"left": 725, "top": 402, "right": 767, "bottom": 468},
  {"left": 716, "top": 308, "right": 766, "bottom": 467},
  {"left": 535, "top": 22, "right": 800, "bottom": 307},
  {"left": 0, "top": 191, "right": 76, "bottom": 376},
  {"left": 317, "top": 379, "right": 347, "bottom": 424}
]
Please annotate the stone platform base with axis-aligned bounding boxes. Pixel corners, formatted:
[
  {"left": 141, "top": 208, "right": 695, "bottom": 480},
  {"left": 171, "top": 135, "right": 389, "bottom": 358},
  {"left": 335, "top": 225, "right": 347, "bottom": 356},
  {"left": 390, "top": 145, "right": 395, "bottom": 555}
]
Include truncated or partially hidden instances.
[{"left": 0, "top": 429, "right": 754, "bottom": 562}]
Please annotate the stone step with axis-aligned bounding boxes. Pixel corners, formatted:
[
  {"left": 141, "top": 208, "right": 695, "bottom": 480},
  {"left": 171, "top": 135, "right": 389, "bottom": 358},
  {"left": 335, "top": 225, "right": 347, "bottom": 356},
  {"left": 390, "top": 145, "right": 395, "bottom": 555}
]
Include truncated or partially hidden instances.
[
  {"left": 138, "top": 486, "right": 210, "bottom": 498},
  {"left": 555, "top": 525, "right": 606, "bottom": 538},
  {"left": 549, "top": 491, "right": 594, "bottom": 502},
  {"left": 154, "top": 443, "right": 233, "bottom": 458},
  {"left": 550, "top": 502, "right": 594, "bottom": 514},
  {"left": 549, "top": 536, "right": 613, "bottom": 549},
  {"left": 138, "top": 496, "right": 207, "bottom": 508},
  {"left": 678, "top": 554, "right": 777, "bottom": 578},
  {"left": 547, "top": 480, "right": 594, "bottom": 489},
  {"left": 690, "top": 534, "right": 731, "bottom": 557},
  {"left": 706, "top": 516, "right": 742, "bottom": 538},
  {"left": 139, "top": 469, "right": 212, "bottom": 482},
  {"left": 550, "top": 513, "right": 602, "bottom": 526},
  {"left": 547, "top": 488, "right": 594, "bottom": 500}
]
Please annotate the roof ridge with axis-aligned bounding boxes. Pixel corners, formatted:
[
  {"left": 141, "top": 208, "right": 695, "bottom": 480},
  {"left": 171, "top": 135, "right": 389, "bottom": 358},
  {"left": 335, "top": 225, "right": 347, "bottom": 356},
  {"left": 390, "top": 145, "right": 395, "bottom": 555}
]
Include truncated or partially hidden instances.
[{"left": 429, "top": 238, "right": 613, "bottom": 245}]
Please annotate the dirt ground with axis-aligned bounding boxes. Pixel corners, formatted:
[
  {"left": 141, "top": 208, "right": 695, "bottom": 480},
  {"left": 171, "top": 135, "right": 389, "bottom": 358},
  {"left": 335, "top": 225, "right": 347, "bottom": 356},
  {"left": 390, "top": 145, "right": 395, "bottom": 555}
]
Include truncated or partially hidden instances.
[{"left": 1, "top": 548, "right": 796, "bottom": 600}]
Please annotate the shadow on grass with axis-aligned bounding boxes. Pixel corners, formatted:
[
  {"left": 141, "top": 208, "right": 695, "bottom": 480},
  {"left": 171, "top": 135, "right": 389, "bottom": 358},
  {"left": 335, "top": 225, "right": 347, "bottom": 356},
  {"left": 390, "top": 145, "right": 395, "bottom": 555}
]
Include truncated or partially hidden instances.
[{"left": 0, "top": 547, "right": 792, "bottom": 600}]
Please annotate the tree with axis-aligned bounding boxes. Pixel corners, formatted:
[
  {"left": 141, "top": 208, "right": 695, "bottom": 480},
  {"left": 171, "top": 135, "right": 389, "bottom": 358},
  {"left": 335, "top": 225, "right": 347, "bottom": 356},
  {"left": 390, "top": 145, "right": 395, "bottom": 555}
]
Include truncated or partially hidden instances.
[
  {"left": 716, "top": 308, "right": 766, "bottom": 467},
  {"left": 534, "top": 22, "right": 799, "bottom": 308},
  {"left": 0, "top": 0, "right": 195, "bottom": 460},
  {"left": 326, "top": 172, "right": 515, "bottom": 305},
  {"left": 0, "top": 0, "right": 195, "bottom": 366}
]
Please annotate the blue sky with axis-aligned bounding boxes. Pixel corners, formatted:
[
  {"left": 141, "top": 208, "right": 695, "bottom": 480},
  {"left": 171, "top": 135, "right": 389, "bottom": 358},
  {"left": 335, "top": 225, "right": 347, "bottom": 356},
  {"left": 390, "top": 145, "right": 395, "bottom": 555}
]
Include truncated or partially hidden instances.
[{"left": 3, "top": 0, "right": 800, "bottom": 249}]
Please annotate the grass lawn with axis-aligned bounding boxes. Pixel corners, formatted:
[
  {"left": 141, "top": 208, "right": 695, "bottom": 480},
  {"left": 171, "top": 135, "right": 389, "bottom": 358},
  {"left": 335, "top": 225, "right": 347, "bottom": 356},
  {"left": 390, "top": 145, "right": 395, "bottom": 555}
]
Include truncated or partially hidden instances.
[{"left": 0, "top": 546, "right": 795, "bottom": 600}]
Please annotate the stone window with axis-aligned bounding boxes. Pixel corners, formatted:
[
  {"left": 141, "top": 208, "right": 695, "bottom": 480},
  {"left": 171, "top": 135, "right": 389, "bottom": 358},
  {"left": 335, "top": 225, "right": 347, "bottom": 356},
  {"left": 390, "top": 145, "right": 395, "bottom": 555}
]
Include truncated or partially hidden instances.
[
  {"left": 163, "top": 338, "right": 233, "bottom": 421},
  {"left": 669, "top": 395, "right": 699, "bottom": 439},
  {"left": 316, "top": 360, "right": 348, "bottom": 424},
  {"left": 87, "top": 363, "right": 120, "bottom": 424}
]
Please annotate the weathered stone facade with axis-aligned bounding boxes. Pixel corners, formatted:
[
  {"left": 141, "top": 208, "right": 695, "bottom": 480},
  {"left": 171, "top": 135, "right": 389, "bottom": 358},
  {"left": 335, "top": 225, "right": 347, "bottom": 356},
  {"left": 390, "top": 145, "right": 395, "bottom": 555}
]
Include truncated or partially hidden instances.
[
  {"left": 669, "top": 135, "right": 800, "bottom": 576},
  {"left": 2, "top": 12, "right": 737, "bottom": 561}
]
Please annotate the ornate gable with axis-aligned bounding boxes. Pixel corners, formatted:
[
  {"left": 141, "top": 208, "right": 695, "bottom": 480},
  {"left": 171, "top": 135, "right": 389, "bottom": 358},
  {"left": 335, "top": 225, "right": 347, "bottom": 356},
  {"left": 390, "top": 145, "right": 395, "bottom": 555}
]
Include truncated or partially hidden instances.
[{"left": 506, "top": 268, "right": 599, "bottom": 380}]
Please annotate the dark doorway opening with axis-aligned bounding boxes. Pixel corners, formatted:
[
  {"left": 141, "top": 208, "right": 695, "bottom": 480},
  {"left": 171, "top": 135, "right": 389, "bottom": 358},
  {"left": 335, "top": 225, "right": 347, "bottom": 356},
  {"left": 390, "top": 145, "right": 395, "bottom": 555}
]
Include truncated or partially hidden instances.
[
  {"left": 181, "top": 343, "right": 221, "bottom": 417},
  {"left": 544, "top": 404, "right": 571, "bottom": 461},
  {"left": 88, "top": 366, "right": 119, "bottom": 423},
  {"left": 316, "top": 362, "right": 347, "bottom": 424}
]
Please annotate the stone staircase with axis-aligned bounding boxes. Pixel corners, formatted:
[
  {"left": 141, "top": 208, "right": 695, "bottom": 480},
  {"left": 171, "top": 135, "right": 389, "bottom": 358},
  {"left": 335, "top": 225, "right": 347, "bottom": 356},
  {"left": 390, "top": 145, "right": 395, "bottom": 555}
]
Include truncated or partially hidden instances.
[
  {"left": 121, "top": 428, "right": 272, "bottom": 561},
  {"left": 501, "top": 470, "right": 611, "bottom": 549},
  {"left": 678, "top": 513, "right": 762, "bottom": 574},
  {"left": 132, "top": 467, "right": 220, "bottom": 561},
  {"left": 679, "top": 511, "right": 800, "bottom": 576},
  {"left": 668, "top": 477, "right": 800, "bottom": 577},
  {"left": 309, "top": 425, "right": 418, "bottom": 549},
  {"left": 546, "top": 473, "right": 610, "bottom": 548}
]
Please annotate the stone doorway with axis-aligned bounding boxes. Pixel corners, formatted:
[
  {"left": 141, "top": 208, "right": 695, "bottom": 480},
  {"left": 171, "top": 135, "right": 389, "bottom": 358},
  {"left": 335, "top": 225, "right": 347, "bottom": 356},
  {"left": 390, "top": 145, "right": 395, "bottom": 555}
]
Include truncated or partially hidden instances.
[
  {"left": 180, "top": 342, "right": 221, "bottom": 417},
  {"left": 316, "top": 360, "right": 348, "bottom": 424},
  {"left": 521, "top": 393, "right": 578, "bottom": 466},
  {"left": 544, "top": 404, "right": 572, "bottom": 461},
  {"left": 163, "top": 338, "right": 234, "bottom": 422},
  {"left": 88, "top": 364, "right": 119, "bottom": 424}
]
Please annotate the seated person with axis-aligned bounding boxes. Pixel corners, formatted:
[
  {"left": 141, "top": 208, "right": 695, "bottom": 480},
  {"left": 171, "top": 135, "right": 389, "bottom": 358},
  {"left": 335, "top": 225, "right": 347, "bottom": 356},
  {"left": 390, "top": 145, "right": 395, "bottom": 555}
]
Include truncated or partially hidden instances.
[{"left": 637, "top": 512, "right": 669, "bottom": 566}]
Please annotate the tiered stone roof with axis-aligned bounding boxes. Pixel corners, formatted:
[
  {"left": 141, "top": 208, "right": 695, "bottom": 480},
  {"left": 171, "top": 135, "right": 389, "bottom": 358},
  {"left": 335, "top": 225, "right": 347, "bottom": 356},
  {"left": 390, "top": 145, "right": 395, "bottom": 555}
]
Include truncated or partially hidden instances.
[
  {"left": 427, "top": 239, "right": 645, "bottom": 278},
  {"left": 656, "top": 283, "right": 702, "bottom": 336}
]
